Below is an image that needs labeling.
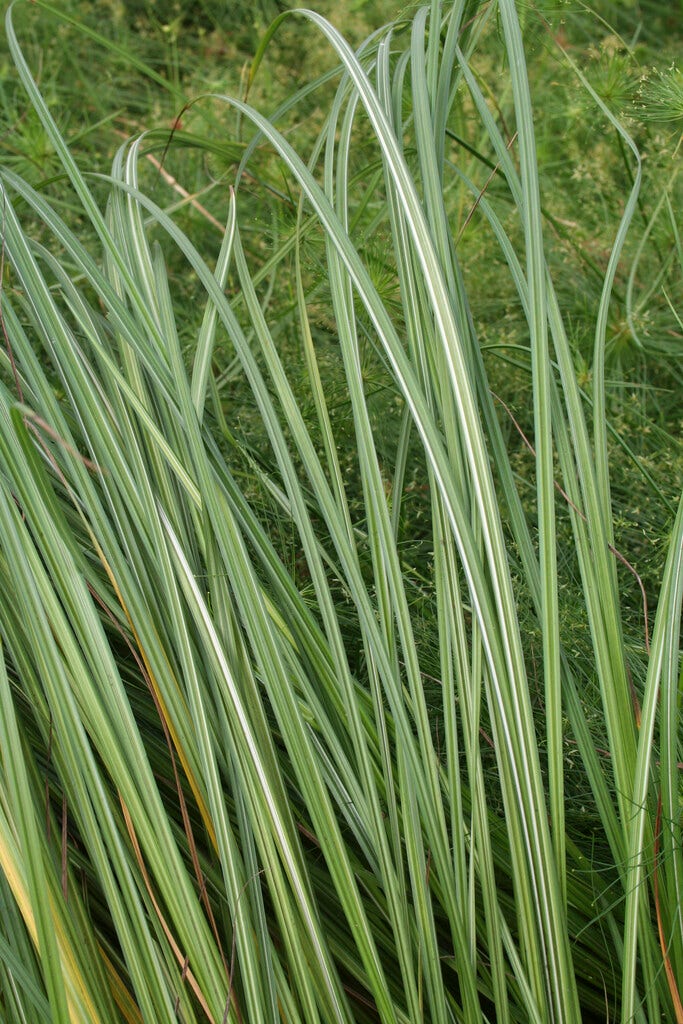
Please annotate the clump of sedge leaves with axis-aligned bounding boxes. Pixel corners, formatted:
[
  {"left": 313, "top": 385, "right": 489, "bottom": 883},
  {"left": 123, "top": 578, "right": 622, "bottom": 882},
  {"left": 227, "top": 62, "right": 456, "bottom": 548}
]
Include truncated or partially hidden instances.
[{"left": 0, "top": 1, "right": 681, "bottom": 1022}]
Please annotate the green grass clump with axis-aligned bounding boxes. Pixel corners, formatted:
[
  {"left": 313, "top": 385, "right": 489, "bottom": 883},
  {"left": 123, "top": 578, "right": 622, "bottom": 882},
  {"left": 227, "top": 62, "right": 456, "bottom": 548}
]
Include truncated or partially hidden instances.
[{"left": 0, "top": 1, "right": 682, "bottom": 1022}]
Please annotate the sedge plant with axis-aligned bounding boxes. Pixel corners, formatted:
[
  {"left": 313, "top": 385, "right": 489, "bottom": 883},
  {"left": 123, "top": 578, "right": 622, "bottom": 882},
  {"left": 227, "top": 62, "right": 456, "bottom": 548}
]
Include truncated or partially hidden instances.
[{"left": 0, "top": 0, "right": 681, "bottom": 1022}]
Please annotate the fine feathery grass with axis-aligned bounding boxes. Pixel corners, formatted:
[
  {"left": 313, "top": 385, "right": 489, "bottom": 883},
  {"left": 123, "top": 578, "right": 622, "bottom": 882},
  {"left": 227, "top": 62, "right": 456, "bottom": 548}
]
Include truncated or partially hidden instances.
[{"left": 1, "top": 1, "right": 682, "bottom": 1022}]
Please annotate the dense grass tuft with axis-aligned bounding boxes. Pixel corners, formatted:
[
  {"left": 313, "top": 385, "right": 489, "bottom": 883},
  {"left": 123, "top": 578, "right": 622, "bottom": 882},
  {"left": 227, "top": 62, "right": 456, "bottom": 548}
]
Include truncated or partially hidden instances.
[{"left": 1, "top": 1, "right": 681, "bottom": 1022}]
